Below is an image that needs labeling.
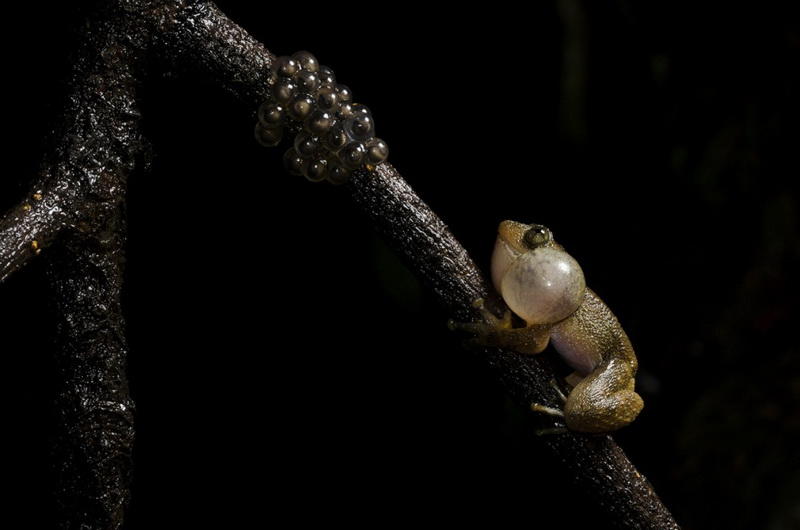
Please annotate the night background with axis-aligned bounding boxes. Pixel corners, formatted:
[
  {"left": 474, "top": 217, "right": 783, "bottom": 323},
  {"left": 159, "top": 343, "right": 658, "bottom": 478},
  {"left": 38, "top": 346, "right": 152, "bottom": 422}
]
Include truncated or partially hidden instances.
[{"left": 1, "top": 1, "right": 798, "bottom": 528}]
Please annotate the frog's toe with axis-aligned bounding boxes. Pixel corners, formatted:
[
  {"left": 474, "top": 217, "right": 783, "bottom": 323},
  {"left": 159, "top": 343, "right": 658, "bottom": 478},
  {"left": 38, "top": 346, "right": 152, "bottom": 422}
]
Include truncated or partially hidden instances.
[
  {"left": 448, "top": 319, "right": 498, "bottom": 346},
  {"left": 447, "top": 319, "right": 489, "bottom": 335},
  {"left": 535, "top": 426, "right": 569, "bottom": 436},
  {"left": 530, "top": 401, "right": 569, "bottom": 435},
  {"left": 470, "top": 298, "right": 513, "bottom": 329},
  {"left": 530, "top": 402, "right": 565, "bottom": 418}
]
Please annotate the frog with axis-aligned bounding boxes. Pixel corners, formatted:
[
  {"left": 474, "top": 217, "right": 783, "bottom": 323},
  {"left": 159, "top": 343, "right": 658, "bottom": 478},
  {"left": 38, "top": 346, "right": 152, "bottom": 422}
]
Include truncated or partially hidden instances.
[{"left": 450, "top": 220, "right": 643, "bottom": 434}]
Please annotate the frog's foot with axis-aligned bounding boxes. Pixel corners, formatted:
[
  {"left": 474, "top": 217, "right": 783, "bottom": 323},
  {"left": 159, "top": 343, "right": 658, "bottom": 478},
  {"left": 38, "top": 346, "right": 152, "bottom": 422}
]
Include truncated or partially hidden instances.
[
  {"left": 530, "top": 404, "right": 568, "bottom": 436},
  {"left": 447, "top": 298, "right": 512, "bottom": 343},
  {"left": 530, "top": 378, "right": 567, "bottom": 413},
  {"left": 530, "top": 379, "right": 569, "bottom": 435},
  {"left": 448, "top": 299, "right": 549, "bottom": 354},
  {"left": 535, "top": 426, "right": 568, "bottom": 436},
  {"left": 447, "top": 298, "right": 512, "bottom": 332},
  {"left": 549, "top": 378, "right": 568, "bottom": 403}
]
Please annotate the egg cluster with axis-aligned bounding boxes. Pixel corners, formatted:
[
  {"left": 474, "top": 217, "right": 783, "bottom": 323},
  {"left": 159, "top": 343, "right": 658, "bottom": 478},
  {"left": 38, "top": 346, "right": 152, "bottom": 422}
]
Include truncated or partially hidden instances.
[{"left": 255, "top": 51, "right": 389, "bottom": 184}]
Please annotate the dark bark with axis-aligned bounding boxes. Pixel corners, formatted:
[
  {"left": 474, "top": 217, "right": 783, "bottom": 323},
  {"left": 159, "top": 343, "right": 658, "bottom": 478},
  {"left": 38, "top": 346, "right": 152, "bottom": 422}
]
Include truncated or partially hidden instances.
[
  {"left": 0, "top": 1, "right": 680, "bottom": 528},
  {"left": 0, "top": 1, "right": 162, "bottom": 527},
  {"left": 47, "top": 219, "right": 134, "bottom": 528},
  {"left": 349, "top": 165, "right": 679, "bottom": 530}
]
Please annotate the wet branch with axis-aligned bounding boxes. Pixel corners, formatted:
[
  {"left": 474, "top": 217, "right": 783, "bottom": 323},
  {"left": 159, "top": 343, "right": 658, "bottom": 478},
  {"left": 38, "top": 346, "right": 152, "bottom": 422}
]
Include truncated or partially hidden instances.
[
  {"left": 0, "top": 1, "right": 680, "bottom": 528},
  {"left": 161, "top": 3, "right": 680, "bottom": 528}
]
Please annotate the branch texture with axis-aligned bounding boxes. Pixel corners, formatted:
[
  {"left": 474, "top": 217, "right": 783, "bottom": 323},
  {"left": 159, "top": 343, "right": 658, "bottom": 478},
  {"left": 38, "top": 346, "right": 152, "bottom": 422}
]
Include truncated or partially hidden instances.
[
  {"left": 159, "top": 3, "right": 680, "bottom": 529},
  {"left": 0, "top": 1, "right": 680, "bottom": 528}
]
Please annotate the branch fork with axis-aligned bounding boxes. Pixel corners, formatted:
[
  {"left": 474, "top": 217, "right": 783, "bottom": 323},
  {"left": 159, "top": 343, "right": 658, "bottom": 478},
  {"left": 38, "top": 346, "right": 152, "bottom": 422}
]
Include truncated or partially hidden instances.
[{"left": 0, "top": 2, "right": 679, "bottom": 528}]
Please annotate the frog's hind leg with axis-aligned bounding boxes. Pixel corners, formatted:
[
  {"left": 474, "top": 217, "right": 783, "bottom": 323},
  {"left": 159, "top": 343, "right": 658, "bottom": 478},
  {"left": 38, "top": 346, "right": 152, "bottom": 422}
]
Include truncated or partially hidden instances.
[{"left": 563, "top": 388, "right": 644, "bottom": 433}]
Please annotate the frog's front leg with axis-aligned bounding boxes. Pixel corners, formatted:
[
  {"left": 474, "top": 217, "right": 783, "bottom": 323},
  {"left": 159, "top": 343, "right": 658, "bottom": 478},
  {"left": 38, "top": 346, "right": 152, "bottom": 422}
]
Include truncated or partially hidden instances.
[
  {"left": 451, "top": 301, "right": 571, "bottom": 435},
  {"left": 448, "top": 299, "right": 552, "bottom": 354}
]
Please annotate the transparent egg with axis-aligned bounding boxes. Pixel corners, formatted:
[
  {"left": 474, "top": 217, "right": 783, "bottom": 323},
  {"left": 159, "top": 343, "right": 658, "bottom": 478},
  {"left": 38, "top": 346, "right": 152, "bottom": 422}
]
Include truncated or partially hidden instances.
[
  {"left": 339, "top": 141, "right": 367, "bottom": 169},
  {"left": 317, "top": 65, "right": 336, "bottom": 85},
  {"left": 257, "top": 102, "right": 284, "bottom": 127},
  {"left": 305, "top": 110, "right": 336, "bottom": 136},
  {"left": 274, "top": 56, "right": 299, "bottom": 78},
  {"left": 345, "top": 110, "right": 374, "bottom": 140},
  {"left": 324, "top": 123, "right": 349, "bottom": 152},
  {"left": 294, "top": 132, "right": 321, "bottom": 157},
  {"left": 305, "top": 158, "right": 328, "bottom": 182},
  {"left": 336, "top": 103, "right": 355, "bottom": 120},
  {"left": 336, "top": 84, "right": 353, "bottom": 104},
  {"left": 283, "top": 148, "right": 307, "bottom": 176},
  {"left": 272, "top": 79, "right": 297, "bottom": 105},
  {"left": 316, "top": 85, "right": 339, "bottom": 111},
  {"left": 287, "top": 94, "right": 315, "bottom": 120},
  {"left": 292, "top": 51, "right": 319, "bottom": 72},
  {"left": 327, "top": 160, "right": 351, "bottom": 185},
  {"left": 295, "top": 70, "right": 320, "bottom": 93},
  {"left": 254, "top": 123, "right": 282, "bottom": 147},
  {"left": 366, "top": 138, "right": 389, "bottom": 165}
]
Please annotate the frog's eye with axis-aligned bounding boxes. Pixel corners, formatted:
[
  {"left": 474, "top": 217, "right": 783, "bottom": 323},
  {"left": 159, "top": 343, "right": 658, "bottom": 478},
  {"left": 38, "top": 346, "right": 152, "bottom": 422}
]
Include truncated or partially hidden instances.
[{"left": 523, "top": 225, "right": 552, "bottom": 249}]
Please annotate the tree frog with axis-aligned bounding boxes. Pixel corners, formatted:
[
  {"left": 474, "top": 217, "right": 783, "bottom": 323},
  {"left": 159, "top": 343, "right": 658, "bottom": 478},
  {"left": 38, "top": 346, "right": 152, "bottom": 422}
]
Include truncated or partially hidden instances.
[{"left": 452, "top": 220, "right": 643, "bottom": 433}]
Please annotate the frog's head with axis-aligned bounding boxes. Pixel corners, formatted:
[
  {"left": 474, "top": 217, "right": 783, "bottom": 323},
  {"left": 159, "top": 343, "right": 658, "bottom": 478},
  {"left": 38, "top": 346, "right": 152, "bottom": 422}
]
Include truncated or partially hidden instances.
[
  {"left": 498, "top": 221, "right": 554, "bottom": 252},
  {"left": 491, "top": 221, "right": 554, "bottom": 291}
]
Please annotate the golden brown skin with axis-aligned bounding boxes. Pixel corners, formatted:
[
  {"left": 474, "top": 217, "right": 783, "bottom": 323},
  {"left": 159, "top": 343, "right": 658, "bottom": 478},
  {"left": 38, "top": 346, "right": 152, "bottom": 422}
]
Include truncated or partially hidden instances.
[
  {"left": 554, "top": 289, "right": 643, "bottom": 433},
  {"left": 454, "top": 220, "right": 643, "bottom": 433}
]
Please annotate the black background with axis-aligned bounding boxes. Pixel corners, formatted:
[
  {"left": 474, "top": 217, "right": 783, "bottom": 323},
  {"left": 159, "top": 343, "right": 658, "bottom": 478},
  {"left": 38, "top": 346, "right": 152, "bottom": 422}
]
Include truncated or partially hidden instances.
[{"left": 1, "top": 1, "right": 799, "bottom": 528}]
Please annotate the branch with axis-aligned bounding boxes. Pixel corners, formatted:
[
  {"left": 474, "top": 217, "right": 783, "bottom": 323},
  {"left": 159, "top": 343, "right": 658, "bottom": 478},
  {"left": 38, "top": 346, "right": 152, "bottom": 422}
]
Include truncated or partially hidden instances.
[
  {"left": 0, "top": 2, "right": 152, "bottom": 283},
  {"left": 0, "top": 1, "right": 680, "bottom": 527},
  {"left": 0, "top": 2, "right": 156, "bottom": 527},
  {"left": 159, "top": 3, "right": 680, "bottom": 529},
  {"left": 47, "top": 216, "right": 134, "bottom": 529}
]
